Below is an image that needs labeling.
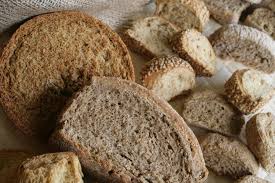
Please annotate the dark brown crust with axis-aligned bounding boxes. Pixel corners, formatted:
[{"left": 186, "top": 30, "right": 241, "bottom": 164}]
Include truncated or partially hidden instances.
[{"left": 50, "top": 77, "right": 208, "bottom": 183}]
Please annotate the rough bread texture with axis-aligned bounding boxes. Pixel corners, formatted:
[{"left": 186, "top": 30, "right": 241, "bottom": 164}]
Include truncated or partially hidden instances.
[
  {"left": 123, "top": 16, "right": 180, "bottom": 58},
  {"left": 203, "top": 0, "right": 250, "bottom": 24},
  {"left": 141, "top": 56, "right": 196, "bottom": 101},
  {"left": 50, "top": 77, "right": 208, "bottom": 183},
  {"left": 172, "top": 29, "right": 216, "bottom": 76},
  {"left": 245, "top": 8, "right": 275, "bottom": 39},
  {"left": 0, "top": 11, "right": 135, "bottom": 139},
  {"left": 210, "top": 24, "right": 275, "bottom": 73},
  {"left": 182, "top": 90, "right": 244, "bottom": 136},
  {"left": 18, "top": 152, "right": 83, "bottom": 183},
  {"left": 235, "top": 175, "right": 270, "bottom": 183},
  {"left": 246, "top": 113, "right": 275, "bottom": 173},
  {"left": 225, "top": 69, "right": 274, "bottom": 114},
  {"left": 155, "top": 0, "right": 209, "bottom": 32},
  {"left": 199, "top": 133, "right": 259, "bottom": 179},
  {"left": 0, "top": 151, "right": 33, "bottom": 183}
]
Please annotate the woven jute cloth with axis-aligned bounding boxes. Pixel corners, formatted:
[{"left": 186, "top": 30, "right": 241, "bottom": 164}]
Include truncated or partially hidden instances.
[{"left": 0, "top": 0, "right": 151, "bottom": 32}]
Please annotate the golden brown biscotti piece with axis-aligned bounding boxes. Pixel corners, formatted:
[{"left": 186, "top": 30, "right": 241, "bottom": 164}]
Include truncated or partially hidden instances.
[
  {"left": 0, "top": 11, "right": 135, "bottom": 139},
  {"left": 225, "top": 69, "right": 274, "bottom": 114},
  {"left": 141, "top": 56, "right": 196, "bottom": 101},
  {"left": 0, "top": 150, "right": 33, "bottom": 183},
  {"left": 199, "top": 133, "right": 259, "bottom": 179},
  {"left": 246, "top": 113, "right": 275, "bottom": 173},
  {"left": 210, "top": 24, "right": 275, "bottom": 73},
  {"left": 235, "top": 175, "right": 270, "bottom": 183},
  {"left": 50, "top": 77, "right": 208, "bottom": 183},
  {"left": 182, "top": 90, "right": 244, "bottom": 136},
  {"left": 123, "top": 16, "right": 180, "bottom": 58},
  {"left": 155, "top": 0, "right": 209, "bottom": 32},
  {"left": 203, "top": 0, "right": 250, "bottom": 24},
  {"left": 18, "top": 152, "right": 83, "bottom": 183},
  {"left": 172, "top": 29, "right": 216, "bottom": 76}
]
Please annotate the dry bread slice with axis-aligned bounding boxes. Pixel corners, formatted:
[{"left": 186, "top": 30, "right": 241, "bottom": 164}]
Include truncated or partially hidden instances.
[
  {"left": 123, "top": 16, "right": 180, "bottom": 58},
  {"left": 50, "top": 77, "right": 208, "bottom": 183},
  {"left": 141, "top": 56, "right": 196, "bottom": 101},
  {"left": 210, "top": 24, "right": 275, "bottom": 73},
  {"left": 172, "top": 29, "right": 216, "bottom": 76},
  {"left": 0, "top": 150, "right": 33, "bottom": 183},
  {"left": 225, "top": 69, "right": 274, "bottom": 114},
  {"left": 0, "top": 11, "right": 135, "bottom": 139},
  {"left": 235, "top": 175, "right": 270, "bottom": 183},
  {"left": 203, "top": 0, "right": 250, "bottom": 24},
  {"left": 182, "top": 90, "right": 244, "bottom": 136},
  {"left": 18, "top": 152, "right": 83, "bottom": 183},
  {"left": 155, "top": 0, "right": 209, "bottom": 32},
  {"left": 244, "top": 8, "right": 275, "bottom": 39},
  {"left": 246, "top": 113, "right": 275, "bottom": 172},
  {"left": 199, "top": 133, "right": 259, "bottom": 179}
]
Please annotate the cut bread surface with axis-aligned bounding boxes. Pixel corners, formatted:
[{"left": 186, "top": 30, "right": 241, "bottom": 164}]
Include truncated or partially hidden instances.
[{"left": 50, "top": 77, "right": 208, "bottom": 183}]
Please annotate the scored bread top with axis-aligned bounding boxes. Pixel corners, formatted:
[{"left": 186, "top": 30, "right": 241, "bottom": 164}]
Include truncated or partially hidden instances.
[{"left": 0, "top": 11, "right": 135, "bottom": 139}]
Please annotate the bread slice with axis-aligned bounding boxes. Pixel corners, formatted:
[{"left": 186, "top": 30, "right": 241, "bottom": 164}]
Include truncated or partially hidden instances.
[
  {"left": 244, "top": 8, "right": 275, "bottom": 39},
  {"left": 0, "top": 11, "right": 135, "bottom": 139},
  {"left": 182, "top": 90, "right": 244, "bottom": 136},
  {"left": 235, "top": 175, "right": 270, "bottom": 183},
  {"left": 225, "top": 69, "right": 274, "bottom": 114},
  {"left": 210, "top": 24, "right": 275, "bottom": 73},
  {"left": 246, "top": 113, "right": 275, "bottom": 172},
  {"left": 18, "top": 152, "right": 83, "bottom": 183},
  {"left": 0, "top": 150, "right": 33, "bottom": 183},
  {"left": 172, "top": 29, "right": 216, "bottom": 76},
  {"left": 203, "top": 0, "right": 250, "bottom": 24},
  {"left": 141, "top": 56, "right": 196, "bottom": 101},
  {"left": 199, "top": 133, "right": 259, "bottom": 179},
  {"left": 50, "top": 77, "right": 208, "bottom": 183},
  {"left": 155, "top": 0, "right": 209, "bottom": 32},
  {"left": 122, "top": 16, "right": 180, "bottom": 58}
]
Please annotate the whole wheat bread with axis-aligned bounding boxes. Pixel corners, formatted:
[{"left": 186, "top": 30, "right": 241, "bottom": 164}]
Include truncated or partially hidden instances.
[
  {"left": 0, "top": 11, "right": 135, "bottom": 139},
  {"left": 235, "top": 175, "right": 270, "bottom": 183},
  {"left": 182, "top": 90, "right": 244, "bottom": 136},
  {"left": 50, "top": 77, "right": 208, "bottom": 183},
  {"left": 210, "top": 24, "right": 275, "bottom": 73}
]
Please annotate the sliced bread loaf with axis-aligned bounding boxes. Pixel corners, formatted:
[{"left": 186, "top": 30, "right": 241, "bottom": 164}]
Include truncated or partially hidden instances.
[
  {"left": 141, "top": 56, "right": 196, "bottom": 101},
  {"left": 18, "top": 152, "right": 83, "bottom": 183},
  {"left": 210, "top": 24, "right": 275, "bottom": 73},
  {"left": 0, "top": 11, "right": 135, "bottom": 139},
  {"left": 50, "top": 77, "right": 208, "bottom": 183},
  {"left": 123, "top": 16, "right": 180, "bottom": 58},
  {"left": 172, "top": 29, "right": 216, "bottom": 76},
  {"left": 203, "top": 0, "right": 250, "bottom": 24},
  {"left": 235, "top": 175, "right": 270, "bottom": 183},
  {"left": 199, "top": 133, "right": 259, "bottom": 179},
  {"left": 246, "top": 113, "right": 275, "bottom": 172},
  {"left": 225, "top": 69, "right": 274, "bottom": 114},
  {"left": 244, "top": 8, "right": 275, "bottom": 39},
  {"left": 155, "top": 0, "right": 209, "bottom": 32}
]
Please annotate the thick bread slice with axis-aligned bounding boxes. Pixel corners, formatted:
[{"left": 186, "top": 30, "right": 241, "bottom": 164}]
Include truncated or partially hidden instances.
[
  {"left": 246, "top": 113, "right": 275, "bottom": 172},
  {"left": 172, "top": 29, "right": 216, "bottom": 76},
  {"left": 199, "top": 133, "right": 259, "bottom": 178},
  {"left": 210, "top": 24, "right": 275, "bottom": 73},
  {"left": 203, "top": 0, "right": 250, "bottom": 24},
  {"left": 235, "top": 175, "right": 270, "bottom": 183},
  {"left": 155, "top": 0, "right": 209, "bottom": 32},
  {"left": 225, "top": 69, "right": 274, "bottom": 114},
  {"left": 182, "top": 90, "right": 244, "bottom": 136},
  {"left": 0, "top": 151, "right": 33, "bottom": 183},
  {"left": 18, "top": 152, "right": 83, "bottom": 183},
  {"left": 141, "top": 56, "right": 196, "bottom": 101},
  {"left": 245, "top": 8, "right": 275, "bottom": 39},
  {"left": 50, "top": 77, "right": 208, "bottom": 183},
  {"left": 0, "top": 11, "right": 135, "bottom": 139},
  {"left": 123, "top": 16, "right": 180, "bottom": 58}
]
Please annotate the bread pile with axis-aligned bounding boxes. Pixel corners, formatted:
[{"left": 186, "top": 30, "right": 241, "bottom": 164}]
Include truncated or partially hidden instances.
[{"left": 0, "top": 0, "right": 274, "bottom": 182}]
